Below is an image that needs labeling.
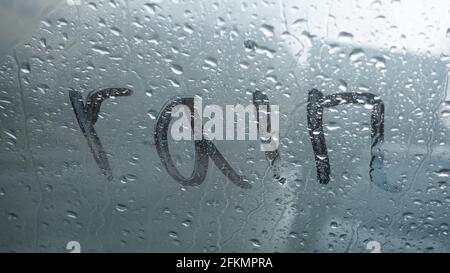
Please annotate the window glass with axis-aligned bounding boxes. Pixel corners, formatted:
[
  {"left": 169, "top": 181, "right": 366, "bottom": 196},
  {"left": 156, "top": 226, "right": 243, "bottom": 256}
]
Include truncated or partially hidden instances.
[{"left": 0, "top": 0, "right": 449, "bottom": 252}]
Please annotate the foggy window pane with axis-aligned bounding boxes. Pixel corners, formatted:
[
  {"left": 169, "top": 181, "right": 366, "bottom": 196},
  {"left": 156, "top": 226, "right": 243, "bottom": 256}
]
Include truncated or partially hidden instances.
[{"left": 0, "top": 0, "right": 449, "bottom": 253}]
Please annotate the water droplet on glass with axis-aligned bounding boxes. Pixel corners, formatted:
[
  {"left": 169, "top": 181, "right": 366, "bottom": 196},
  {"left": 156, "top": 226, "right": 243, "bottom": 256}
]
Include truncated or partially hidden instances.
[
  {"left": 349, "top": 48, "right": 365, "bottom": 63},
  {"left": 371, "top": 56, "right": 386, "bottom": 69},
  {"left": 169, "top": 78, "right": 181, "bottom": 87},
  {"left": 338, "top": 80, "right": 348, "bottom": 91},
  {"left": 250, "top": 239, "right": 261, "bottom": 248},
  {"left": 168, "top": 231, "right": 178, "bottom": 239},
  {"left": 338, "top": 32, "right": 354, "bottom": 43},
  {"left": 110, "top": 27, "right": 122, "bottom": 36},
  {"left": 115, "top": 204, "right": 128, "bottom": 212},
  {"left": 170, "top": 64, "right": 184, "bottom": 75},
  {"left": 7, "top": 213, "right": 18, "bottom": 221},
  {"left": 66, "top": 210, "right": 78, "bottom": 219},
  {"left": 434, "top": 169, "right": 450, "bottom": 178},
  {"left": 260, "top": 24, "right": 274, "bottom": 38},
  {"left": 20, "top": 63, "right": 31, "bottom": 74},
  {"left": 147, "top": 110, "right": 157, "bottom": 120},
  {"left": 182, "top": 219, "right": 192, "bottom": 227},
  {"left": 203, "top": 57, "right": 218, "bottom": 68},
  {"left": 244, "top": 40, "right": 257, "bottom": 51},
  {"left": 330, "top": 221, "right": 338, "bottom": 229},
  {"left": 91, "top": 45, "right": 110, "bottom": 55}
]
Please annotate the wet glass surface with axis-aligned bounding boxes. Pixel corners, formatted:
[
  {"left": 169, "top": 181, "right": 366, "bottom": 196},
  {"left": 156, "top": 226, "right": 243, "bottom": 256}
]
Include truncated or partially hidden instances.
[{"left": 1, "top": 0, "right": 450, "bottom": 252}]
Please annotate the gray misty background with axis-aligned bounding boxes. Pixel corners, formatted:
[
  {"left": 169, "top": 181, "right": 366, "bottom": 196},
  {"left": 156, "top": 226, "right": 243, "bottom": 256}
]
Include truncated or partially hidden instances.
[{"left": 0, "top": 0, "right": 450, "bottom": 252}]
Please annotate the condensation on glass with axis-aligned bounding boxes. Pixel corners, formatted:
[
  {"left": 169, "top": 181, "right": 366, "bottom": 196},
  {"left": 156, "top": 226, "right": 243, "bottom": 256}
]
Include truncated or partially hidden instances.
[{"left": 0, "top": 0, "right": 450, "bottom": 252}]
